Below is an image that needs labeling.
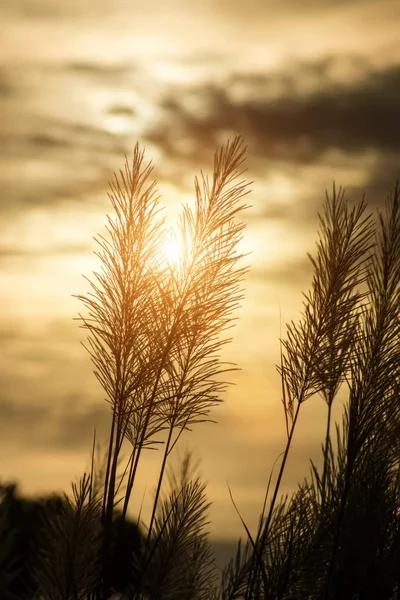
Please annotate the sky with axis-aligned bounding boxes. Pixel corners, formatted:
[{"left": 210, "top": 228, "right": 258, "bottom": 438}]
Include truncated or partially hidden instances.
[{"left": 1, "top": 0, "right": 400, "bottom": 560}]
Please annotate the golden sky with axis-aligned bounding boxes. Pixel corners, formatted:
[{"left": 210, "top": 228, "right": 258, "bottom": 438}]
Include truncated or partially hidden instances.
[{"left": 1, "top": 0, "right": 400, "bottom": 559}]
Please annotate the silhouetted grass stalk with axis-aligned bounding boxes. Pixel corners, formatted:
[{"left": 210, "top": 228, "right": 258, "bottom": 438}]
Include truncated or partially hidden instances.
[
  {"left": 323, "top": 182, "right": 400, "bottom": 598},
  {"left": 245, "top": 185, "right": 373, "bottom": 599}
]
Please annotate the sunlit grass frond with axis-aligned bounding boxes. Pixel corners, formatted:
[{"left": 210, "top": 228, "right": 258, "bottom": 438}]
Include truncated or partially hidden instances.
[{"left": 76, "top": 137, "right": 250, "bottom": 598}]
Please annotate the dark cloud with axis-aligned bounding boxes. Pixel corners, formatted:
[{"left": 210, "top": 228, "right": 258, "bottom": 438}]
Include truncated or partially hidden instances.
[
  {"left": 0, "top": 394, "right": 111, "bottom": 451},
  {"left": 144, "top": 59, "right": 400, "bottom": 165}
]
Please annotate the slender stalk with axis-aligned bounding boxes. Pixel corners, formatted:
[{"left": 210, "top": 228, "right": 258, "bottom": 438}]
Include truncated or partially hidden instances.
[
  {"left": 147, "top": 423, "right": 175, "bottom": 544},
  {"left": 101, "top": 407, "right": 116, "bottom": 521},
  {"left": 89, "top": 428, "right": 96, "bottom": 506},
  {"left": 121, "top": 448, "right": 137, "bottom": 519},
  {"left": 246, "top": 402, "right": 301, "bottom": 599},
  {"left": 262, "top": 402, "right": 301, "bottom": 546},
  {"left": 322, "top": 458, "right": 352, "bottom": 599},
  {"left": 321, "top": 398, "right": 333, "bottom": 506},
  {"left": 102, "top": 371, "right": 127, "bottom": 596}
]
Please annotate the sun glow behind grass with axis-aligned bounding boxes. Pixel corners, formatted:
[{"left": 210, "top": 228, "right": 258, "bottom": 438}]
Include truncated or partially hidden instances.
[{"left": 161, "top": 229, "right": 187, "bottom": 270}]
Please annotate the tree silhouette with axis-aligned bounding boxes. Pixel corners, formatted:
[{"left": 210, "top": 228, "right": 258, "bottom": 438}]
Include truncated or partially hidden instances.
[{"left": 0, "top": 481, "right": 144, "bottom": 599}]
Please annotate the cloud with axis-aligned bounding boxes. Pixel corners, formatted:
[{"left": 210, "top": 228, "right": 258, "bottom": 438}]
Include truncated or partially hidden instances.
[
  {"left": 0, "top": 59, "right": 152, "bottom": 213},
  {"left": 0, "top": 393, "right": 111, "bottom": 451},
  {"left": 2, "top": 53, "right": 398, "bottom": 217},
  {"left": 66, "top": 61, "right": 136, "bottom": 79},
  {"left": 0, "top": 114, "right": 123, "bottom": 211},
  {"left": 144, "top": 59, "right": 400, "bottom": 165}
]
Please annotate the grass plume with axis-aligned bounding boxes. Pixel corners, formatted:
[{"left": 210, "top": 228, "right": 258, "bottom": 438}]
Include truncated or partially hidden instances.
[{"left": 75, "top": 136, "right": 250, "bottom": 598}]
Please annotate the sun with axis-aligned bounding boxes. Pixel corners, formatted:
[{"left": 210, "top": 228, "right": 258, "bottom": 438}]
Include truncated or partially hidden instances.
[
  {"left": 161, "top": 230, "right": 186, "bottom": 269},
  {"left": 163, "top": 237, "right": 182, "bottom": 266}
]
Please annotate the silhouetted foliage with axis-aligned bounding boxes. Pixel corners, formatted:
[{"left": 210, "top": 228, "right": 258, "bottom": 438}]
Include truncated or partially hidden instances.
[
  {"left": 0, "top": 482, "right": 144, "bottom": 599},
  {"left": 222, "top": 182, "right": 400, "bottom": 600},
  {"left": 3, "top": 139, "right": 399, "bottom": 599}
]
